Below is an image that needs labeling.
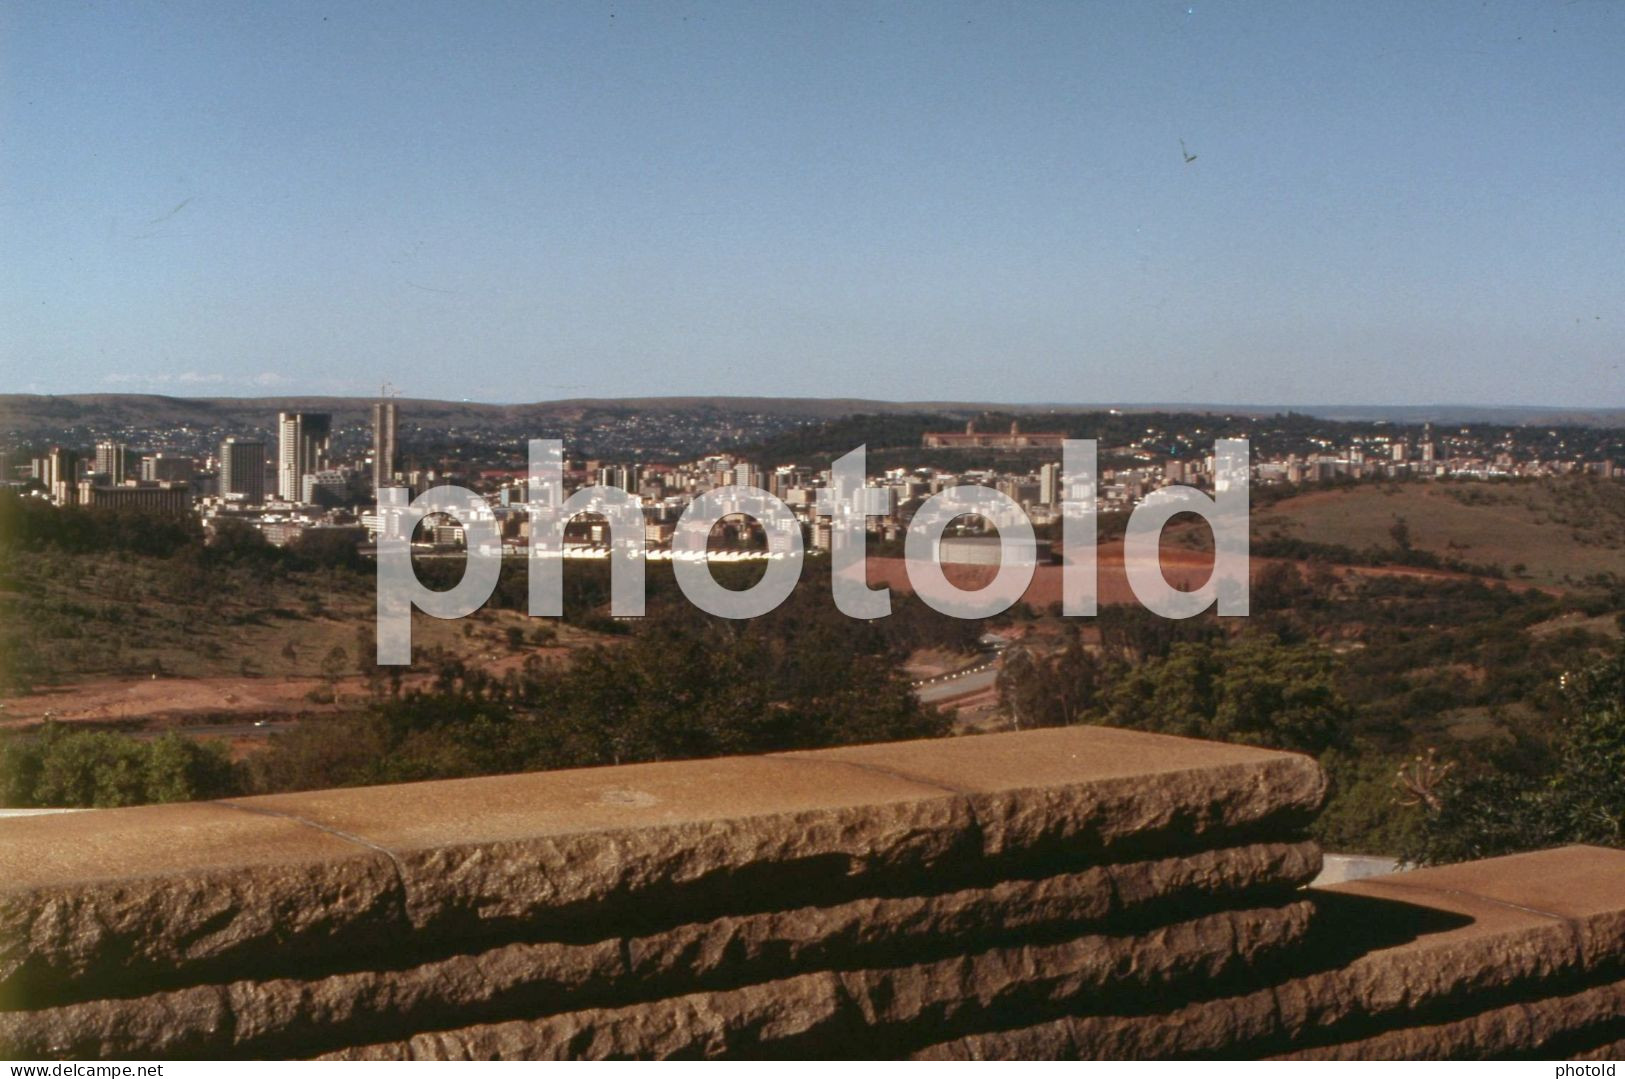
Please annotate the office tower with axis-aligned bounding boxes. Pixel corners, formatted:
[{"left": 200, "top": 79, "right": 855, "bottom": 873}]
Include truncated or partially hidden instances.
[
  {"left": 44, "top": 446, "right": 80, "bottom": 506},
  {"left": 1039, "top": 462, "right": 1060, "bottom": 506},
  {"left": 277, "top": 412, "right": 331, "bottom": 501},
  {"left": 220, "top": 438, "right": 267, "bottom": 504},
  {"left": 371, "top": 400, "right": 399, "bottom": 491},
  {"left": 95, "top": 441, "right": 127, "bottom": 485},
  {"left": 596, "top": 464, "right": 635, "bottom": 493}
]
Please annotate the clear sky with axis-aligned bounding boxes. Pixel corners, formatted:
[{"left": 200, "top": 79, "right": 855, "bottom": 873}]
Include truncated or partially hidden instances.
[{"left": 2, "top": 1, "right": 1622, "bottom": 407}]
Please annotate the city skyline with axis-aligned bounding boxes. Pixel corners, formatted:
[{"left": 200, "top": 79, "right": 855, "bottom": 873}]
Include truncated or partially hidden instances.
[{"left": 3, "top": 2, "right": 1624, "bottom": 407}]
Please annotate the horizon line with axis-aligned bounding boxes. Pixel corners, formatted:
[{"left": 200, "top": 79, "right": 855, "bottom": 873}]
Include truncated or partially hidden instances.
[{"left": 5, "top": 391, "right": 1624, "bottom": 416}]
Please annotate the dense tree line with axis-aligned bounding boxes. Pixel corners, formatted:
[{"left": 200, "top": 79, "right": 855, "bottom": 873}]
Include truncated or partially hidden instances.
[
  {"left": 994, "top": 562, "right": 1623, "bottom": 859},
  {"left": 0, "top": 492, "right": 203, "bottom": 559},
  {"left": 1, "top": 726, "right": 235, "bottom": 808},
  {"left": 1401, "top": 647, "right": 1625, "bottom": 864},
  {"left": 0, "top": 491, "right": 368, "bottom": 572}
]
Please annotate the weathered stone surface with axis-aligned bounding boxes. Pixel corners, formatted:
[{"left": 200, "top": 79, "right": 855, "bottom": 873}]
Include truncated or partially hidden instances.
[
  {"left": 10, "top": 729, "right": 1623, "bottom": 1061},
  {"left": 1276, "top": 978, "right": 1625, "bottom": 1059},
  {"left": 322, "top": 900, "right": 1315, "bottom": 1059},
  {"left": 936, "top": 975, "right": 1625, "bottom": 1062},
  {"left": 241, "top": 728, "right": 1325, "bottom": 940},
  {"left": 1324, "top": 842, "right": 1625, "bottom": 974},
  {"left": 0, "top": 984, "right": 231, "bottom": 1060},
  {"left": 0, "top": 724, "right": 1319, "bottom": 1014},
  {"left": 0, "top": 842, "right": 1317, "bottom": 1058},
  {"left": 226, "top": 938, "right": 625, "bottom": 1058},
  {"left": 621, "top": 839, "right": 1319, "bottom": 987},
  {"left": 1272, "top": 846, "right": 1625, "bottom": 1042},
  {"left": 2, "top": 727, "right": 1322, "bottom": 1010},
  {"left": 1570, "top": 1036, "right": 1625, "bottom": 1061},
  {"left": 0, "top": 802, "right": 404, "bottom": 1010},
  {"left": 796, "top": 727, "right": 1328, "bottom": 859},
  {"left": 917, "top": 846, "right": 1625, "bottom": 1060},
  {"left": 0, "top": 939, "right": 623, "bottom": 1060},
  {"left": 912, "top": 989, "right": 1283, "bottom": 1060}
]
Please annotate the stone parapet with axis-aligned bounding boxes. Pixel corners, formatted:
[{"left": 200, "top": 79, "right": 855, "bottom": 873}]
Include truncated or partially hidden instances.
[{"left": 2, "top": 727, "right": 1618, "bottom": 1058}]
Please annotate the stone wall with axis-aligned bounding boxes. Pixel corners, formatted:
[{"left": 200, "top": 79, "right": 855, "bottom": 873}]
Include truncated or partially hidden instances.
[{"left": 0, "top": 727, "right": 1620, "bottom": 1059}]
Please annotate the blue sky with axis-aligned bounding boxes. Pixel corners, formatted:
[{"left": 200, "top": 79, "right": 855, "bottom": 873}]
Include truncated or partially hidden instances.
[{"left": 2, "top": 0, "right": 1622, "bottom": 406}]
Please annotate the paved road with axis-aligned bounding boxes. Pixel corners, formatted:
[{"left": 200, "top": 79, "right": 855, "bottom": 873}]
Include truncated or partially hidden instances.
[
  {"left": 915, "top": 663, "right": 999, "bottom": 703},
  {"left": 144, "top": 720, "right": 298, "bottom": 740}
]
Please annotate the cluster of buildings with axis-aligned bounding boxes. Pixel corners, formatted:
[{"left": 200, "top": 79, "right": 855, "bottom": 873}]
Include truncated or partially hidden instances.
[
  {"left": 9, "top": 403, "right": 404, "bottom": 547},
  {"left": 5, "top": 406, "right": 1619, "bottom": 558},
  {"left": 24, "top": 444, "right": 195, "bottom": 513},
  {"left": 368, "top": 439, "right": 1227, "bottom": 559},
  {"left": 1251, "top": 423, "right": 1621, "bottom": 484}
]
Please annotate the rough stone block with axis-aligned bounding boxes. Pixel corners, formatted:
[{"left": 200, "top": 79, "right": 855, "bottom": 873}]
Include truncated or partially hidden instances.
[
  {"left": 0, "top": 841, "right": 1317, "bottom": 1058},
  {"left": 322, "top": 900, "right": 1315, "bottom": 1060},
  {"left": 916, "top": 845, "right": 1625, "bottom": 1060},
  {"left": 0, "top": 802, "right": 404, "bottom": 1009},
  {"left": 1, "top": 727, "right": 1324, "bottom": 1008}
]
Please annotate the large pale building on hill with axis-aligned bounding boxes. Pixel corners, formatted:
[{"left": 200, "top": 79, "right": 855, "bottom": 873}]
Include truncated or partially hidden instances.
[{"left": 922, "top": 419, "right": 1065, "bottom": 451}]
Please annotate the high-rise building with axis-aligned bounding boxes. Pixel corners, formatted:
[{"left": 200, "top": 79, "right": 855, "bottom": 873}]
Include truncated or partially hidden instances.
[
  {"left": 1039, "top": 462, "right": 1060, "bottom": 506},
  {"left": 371, "top": 400, "right": 399, "bottom": 491},
  {"left": 277, "top": 412, "right": 331, "bottom": 501},
  {"left": 220, "top": 438, "right": 266, "bottom": 504},
  {"left": 95, "top": 441, "right": 128, "bottom": 485},
  {"left": 43, "top": 446, "right": 80, "bottom": 506},
  {"left": 597, "top": 464, "right": 635, "bottom": 493}
]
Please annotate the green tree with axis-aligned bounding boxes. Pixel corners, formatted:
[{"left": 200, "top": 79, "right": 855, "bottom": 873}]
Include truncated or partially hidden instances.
[
  {"left": 32, "top": 729, "right": 148, "bottom": 808},
  {"left": 1094, "top": 639, "right": 1350, "bottom": 756},
  {"left": 143, "top": 733, "right": 236, "bottom": 803},
  {"left": 1406, "top": 646, "right": 1625, "bottom": 864},
  {"left": 1389, "top": 515, "right": 1413, "bottom": 552},
  {"left": 0, "top": 735, "right": 45, "bottom": 806},
  {"left": 996, "top": 631, "right": 1101, "bottom": 730}
]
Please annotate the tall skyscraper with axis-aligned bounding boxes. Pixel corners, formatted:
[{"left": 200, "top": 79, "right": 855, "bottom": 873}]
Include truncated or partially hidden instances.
[
  {"left": 371, "top": 400, "right": 399, "bottom": 491},
  {"left": 94, "top": 441, "right": 127, "bottom": 485},
  {"left": 277, "top": 412, "right": 331, "bottom": 501},
  {"left": 220, "top": 438, "right": 266, "bottom": 504},
  {"left": 1039, "top": 462, "right": 1060, "bottom": 507},
  {"left": 44, "top": 446, "right": 80, "bottom": 506}
]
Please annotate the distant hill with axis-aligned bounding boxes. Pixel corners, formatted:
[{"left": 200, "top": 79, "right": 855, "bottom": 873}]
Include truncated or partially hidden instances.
[
  {"left": 0, "top": 394, "right": 1001, "bottom": 441},
  {"left": 1, "top": 393, "right": 1620, "bottom": 443}
]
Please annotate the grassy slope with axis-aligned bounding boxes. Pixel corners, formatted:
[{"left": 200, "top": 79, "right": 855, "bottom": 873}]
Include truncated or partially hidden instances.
[
  {"left": 0, "top": 549, "right": 586, "bottom": 693},
  {"left": 1252, "top": 478, "right": 1625, "bottom": 588}
]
